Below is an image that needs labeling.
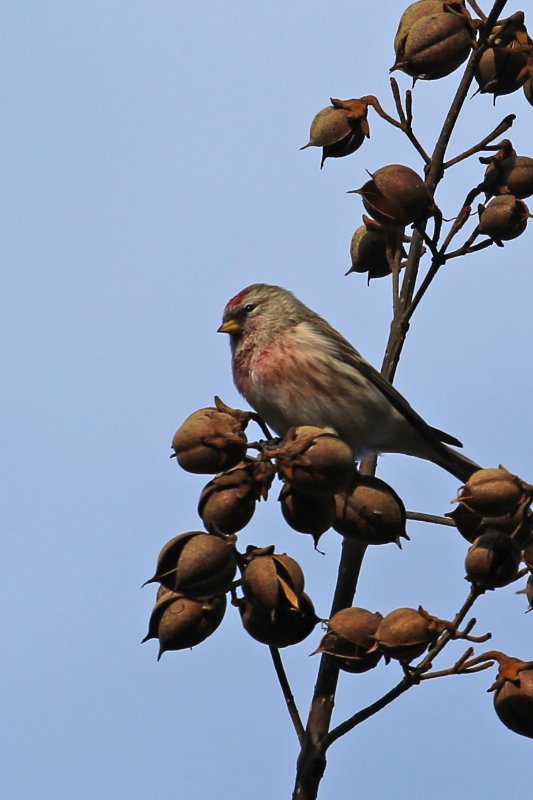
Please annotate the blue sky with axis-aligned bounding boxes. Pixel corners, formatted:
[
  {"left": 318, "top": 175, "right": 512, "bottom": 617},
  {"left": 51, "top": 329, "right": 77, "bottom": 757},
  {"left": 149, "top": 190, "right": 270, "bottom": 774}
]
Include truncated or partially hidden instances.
[{"left": 2, "top": 2, "right": 532, "bottom": 798}]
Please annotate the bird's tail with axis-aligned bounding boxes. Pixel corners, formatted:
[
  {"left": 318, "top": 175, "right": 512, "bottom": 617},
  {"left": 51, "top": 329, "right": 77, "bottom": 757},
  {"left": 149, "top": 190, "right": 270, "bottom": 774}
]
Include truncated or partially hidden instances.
[{"left": 434, "top": 445, "right": 481, "bottom": 483}]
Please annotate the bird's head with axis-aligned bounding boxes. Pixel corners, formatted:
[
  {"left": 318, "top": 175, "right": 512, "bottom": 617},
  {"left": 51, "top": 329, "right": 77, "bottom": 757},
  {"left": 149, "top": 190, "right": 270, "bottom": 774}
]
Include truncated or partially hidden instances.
[{"left": 218, "top": 283, "right": 301, "bottom": 341}]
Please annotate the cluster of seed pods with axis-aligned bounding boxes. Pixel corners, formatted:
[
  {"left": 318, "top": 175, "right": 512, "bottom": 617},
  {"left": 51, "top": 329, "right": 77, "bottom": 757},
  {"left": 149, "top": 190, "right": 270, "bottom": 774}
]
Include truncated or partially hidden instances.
[{"left": 299, "top": 1, "right": 532, "bottom": 280}]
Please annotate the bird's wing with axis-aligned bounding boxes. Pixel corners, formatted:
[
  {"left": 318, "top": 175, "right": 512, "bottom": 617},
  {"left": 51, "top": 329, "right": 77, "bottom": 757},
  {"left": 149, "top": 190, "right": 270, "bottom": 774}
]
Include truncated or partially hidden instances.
[{"left": 309, "top": 318, "right": 463, "bottom": 449}]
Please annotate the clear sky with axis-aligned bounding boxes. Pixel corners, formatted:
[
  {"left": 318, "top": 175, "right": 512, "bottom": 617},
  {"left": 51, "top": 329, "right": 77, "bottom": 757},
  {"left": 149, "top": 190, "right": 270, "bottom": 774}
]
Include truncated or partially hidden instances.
[{"left": 2, "top": 2, "right": 532, "bottom": 798}]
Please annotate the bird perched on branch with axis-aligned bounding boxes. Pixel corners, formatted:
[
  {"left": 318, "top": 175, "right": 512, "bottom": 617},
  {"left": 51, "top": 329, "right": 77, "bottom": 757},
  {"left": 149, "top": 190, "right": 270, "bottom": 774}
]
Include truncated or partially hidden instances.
[{"left": 218, "top": 283, "right": 479, "bottom": 482}]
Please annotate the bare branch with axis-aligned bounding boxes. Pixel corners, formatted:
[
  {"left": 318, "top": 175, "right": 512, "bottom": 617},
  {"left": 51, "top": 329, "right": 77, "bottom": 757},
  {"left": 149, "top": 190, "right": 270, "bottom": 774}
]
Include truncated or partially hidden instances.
[{"left": 269, "top": 647, "right": 306, "bottom": 745}]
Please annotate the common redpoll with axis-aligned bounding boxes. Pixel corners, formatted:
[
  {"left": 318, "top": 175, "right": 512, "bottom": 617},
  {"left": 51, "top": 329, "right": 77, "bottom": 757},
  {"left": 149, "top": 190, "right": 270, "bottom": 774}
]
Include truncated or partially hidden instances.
[{"left": 218, "top": 284, "right": 479, "bottom": 481}]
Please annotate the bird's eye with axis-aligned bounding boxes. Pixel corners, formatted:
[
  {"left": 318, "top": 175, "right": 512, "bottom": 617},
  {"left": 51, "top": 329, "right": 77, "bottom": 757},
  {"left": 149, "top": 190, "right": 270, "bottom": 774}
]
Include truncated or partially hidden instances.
[{"left": 244, "top": 303, "right": 256, "bottom": 314}]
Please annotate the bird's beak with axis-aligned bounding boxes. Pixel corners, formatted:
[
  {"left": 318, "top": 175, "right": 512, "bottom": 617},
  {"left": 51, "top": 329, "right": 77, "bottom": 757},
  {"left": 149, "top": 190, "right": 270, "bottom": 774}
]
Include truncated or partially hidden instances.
[{"left": 217, "top": 319, "right": 242, "bottom": 334}]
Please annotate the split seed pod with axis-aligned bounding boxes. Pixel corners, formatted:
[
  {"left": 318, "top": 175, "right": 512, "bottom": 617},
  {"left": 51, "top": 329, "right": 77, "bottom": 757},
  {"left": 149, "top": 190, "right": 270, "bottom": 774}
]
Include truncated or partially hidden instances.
[
  {"left": 478, "top": 196, "right": 530, "bottom": 243},
  {"left": 198, "top": 458, "right": 276, "bottom": 535},
  {"left": 490, "top": 654, "right": 533, "bottom": 739},
  {"left": 301, "top": 98, "right": 370, "bottom": 169},
  {"left": 171, "top": 398, "right": 250, "bottom": 474},
  {"left": 347, "top": 221, "right": 406, "bottom": 281},
  {"left": 465, "top": 530, "right": 521, "bottom": 589},
  {"left": 393, "top": 3, "right": 473, "bottom": 81},
  {"left": 145, "top": 531, "right": 237, "bottom": 597},
  {"left": 274, "top": 426, "right": 356, "bottom": 496},
  {"left": 334, "top": 474, "right": 408, "bottom": 546},
  {"left": 142, "top": 592, "right": 227, "bottom": 659},
  {"left": 455, "top": 467, "right": 528, "bottom": 517},
  {"left": 315, "top": 607, "right": 383, "bottom": 673},
  {"left": 483, "top": 149, "right": 533, "bottom": 200},
  {"left": 446, "top": 502, "right": 522, "bottom": 544},
  {"left": 373, "top": 606, "right": 448, "bottom": 663},
  {"left": 239, "top": 592, "right": 319, "bottom": 648},
  {"left": 475, "top": 46, "right": 528, "bottom": 100},
  {"left": 242, "top": 545, "right": 305, "bottom": 612},
  {"left": 279, "top": 482, "right": 335, "bottom": 545},
  {"left": 351, "top": 164, "right": 432, "bottom": 226}
]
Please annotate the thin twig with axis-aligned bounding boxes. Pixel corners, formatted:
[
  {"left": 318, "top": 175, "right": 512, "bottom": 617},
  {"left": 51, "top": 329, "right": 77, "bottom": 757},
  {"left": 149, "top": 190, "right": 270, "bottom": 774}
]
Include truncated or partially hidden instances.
[
  {"left": 406, "top": 510, "right": 457, "bottom": 527},
  {"left": 269, "top": 647, "right": 306, "bottom": 745},
  {"left": 443, "top": 114, "right": 516, "bottom": 169},
  {"left": 446, "top": 238, "right": 494, "bottom": 259}
]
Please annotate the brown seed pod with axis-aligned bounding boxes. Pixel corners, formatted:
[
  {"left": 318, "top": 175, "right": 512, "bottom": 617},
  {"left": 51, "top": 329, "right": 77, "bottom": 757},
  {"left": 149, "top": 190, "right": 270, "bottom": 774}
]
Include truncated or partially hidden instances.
[
  {"left": 348, "top": 225, "right": 392, "bottom": 279},
  {"left": 334, "top": 474, "right": 408, "bottom": 546},
  {"left": 478, "top": 195, "right": 530, "bottom": 242},
  {"left": 393, "top": 9, "right": 473, "bottom": 80},
  {"left": 484, "top": 151, "right": 533, "bottom": 199},
  {"left": 142, "top": 593, "right": 227, "bottom": 659},
  {"left": 491, "top": 654, "right": 533, "bottom": 739},
  {"left": 301, "top": 105, "right": 352, "bottom": 148},
  {"left": 199, "top": 467, "right": 257, "bottom": 535},
  {"left": 347, "top": 221, "right": 407, "bottom": 281},
  {"left": 373, "top": 606, "right": 447, "bottom": 663},
  {"left": 456, "top": 467, "right": 528, "bottom": 517},
  {"left": 351, "top": 164, "right": 432, "bottom": 226},
  {"left": 315, "top": 607, "right": 383, "bottom": 673},
  {"left": 320, "top": 131, "right": 366, "bottom": 169},
  {"left": 301, "top": 98, "right": 371, "bottom": 169},
  {"left": 239, "top": 592, "right": 319, "bottom": 648},
  {"left": 475, "top": 46, "right": 528, "bottom": 99},
  {"left": 171, "top": 398, "right": 250, "bottom": 474},
  {"left": 465, "top": 530, "right": 521, "bottom": 589},
  {"left": 198, "top": 458, "right": 275, "bottom": 535},
  {"left": 274, "top": 426, "right": 357, "bottom": 496},
  {"left": 145, "top": 531, "right": 237, "bottom": 597},
  {"left": 242, "top": 546, "right": 305, "bottom": 611},
  {"left": 394, "top": 1, "right": 452, "bottom": 53},
  {"left": 446, "top": 502, "right": 522, "bottom": 544},
  {"left": 279, "top": 482, "right": 335, "bottom": 544}
]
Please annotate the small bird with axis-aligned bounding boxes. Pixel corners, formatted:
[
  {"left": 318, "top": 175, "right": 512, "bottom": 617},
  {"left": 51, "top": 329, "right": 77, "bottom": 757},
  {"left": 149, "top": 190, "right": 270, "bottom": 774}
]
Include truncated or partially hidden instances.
[{"left": 218, "top": 283, "right": 480, "bottom": 482}]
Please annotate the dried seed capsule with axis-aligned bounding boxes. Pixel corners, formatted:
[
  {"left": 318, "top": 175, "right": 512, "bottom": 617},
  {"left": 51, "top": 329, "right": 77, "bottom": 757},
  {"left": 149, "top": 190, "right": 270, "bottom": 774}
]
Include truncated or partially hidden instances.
[
  {"left": 394, "top": 1, "right": 451, "bottom": 54},
  {"left": 491, "top": 655, "right": 533, "bottom": 739},
  {"left": 301, "top": 105, "right": 352, "bottom": 148},
  {"left": 315, "top": 607, "right": 383, "bottom": 673},
  {"left": 320, "top": 132, "right": 365, "bottom": 169},
  {"left": 199, "top": 468, "right": 257, "bottom": 535},
  {"left": 334, "top": 474, "right": 408, "bottom": 546},
  {"left": 145, "top": 531, "right": 237, "bottom": 597},
  {"left": 275, "top": 426, "right": 356, "bottom": 496},
  {"left": 279, "top": 482, "right": 335, "bottom": 544},
  {"left": 484, "top": 152, "right": 533, "bottom": 199},
  {"left": 446, "top": 503, "right": 520, "bottom": 544},
  {"left": 394, "top": 9, "right": 472, "bottom": 80},
  {"left": 301, "top": 98, "right": 371, "bottom": 169},
  {"left": 239, "top": 592, "right": 318, "bottom": 648},
  {"left": 373, "top": 607, "right": 446, "bottom": 663},
  {"left": 142, "top": 593, "right": 226, "bottom": 659},
  {"left": 478, "top": 196, "right": 530, "bottom": 242},
  {"left": 465, "top": 530, "right": 521, "bottom": 589},
  {"left": 198, "top": 458, "right": 275, "bottom": 535},
  {"left": 172, "top": 400, "right": 250, "bottom": 474},
  {"left": 456, "top": 467, "right": 527, "bottom": 517},
  {"left": 351, "top": 164, "right": 432, "bottom": 226},
  {"left": 242, "top": 546, "right": 305, "bottom": 612},
  {"left": 475, "top": 46, "right": 528, "bottom": 99}
]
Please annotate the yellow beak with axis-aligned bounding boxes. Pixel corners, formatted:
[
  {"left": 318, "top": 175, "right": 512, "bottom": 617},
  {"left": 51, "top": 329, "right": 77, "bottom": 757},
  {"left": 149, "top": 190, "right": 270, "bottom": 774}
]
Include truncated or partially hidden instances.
[{"left": 217, "top": 319, "right": 242, "bottom": 334}]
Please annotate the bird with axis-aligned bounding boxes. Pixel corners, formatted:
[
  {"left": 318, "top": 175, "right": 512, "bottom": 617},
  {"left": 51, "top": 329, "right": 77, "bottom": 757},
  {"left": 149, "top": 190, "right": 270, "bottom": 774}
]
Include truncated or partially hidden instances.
[{"left": 218, "top": 283, "right": 480, "bottom": 482}]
